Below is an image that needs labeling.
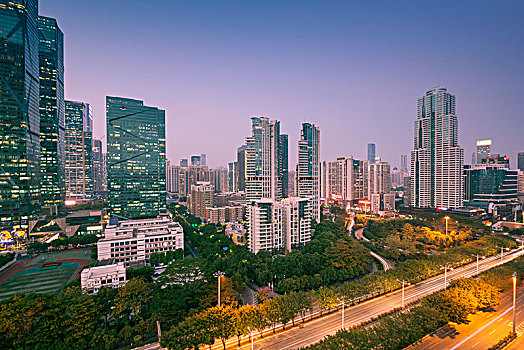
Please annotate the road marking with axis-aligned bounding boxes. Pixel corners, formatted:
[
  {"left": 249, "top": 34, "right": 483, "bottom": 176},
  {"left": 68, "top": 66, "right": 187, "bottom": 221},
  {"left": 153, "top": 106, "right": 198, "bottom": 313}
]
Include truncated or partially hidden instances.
[
  {"left": 489, "top": 330, "right": 496, "bottom": 335},
  {"left": 449, "top": 306, "right": 514, "bottom": 350},
  {"left": 471, "top": 341, "right": 480, "bottom": 348}
]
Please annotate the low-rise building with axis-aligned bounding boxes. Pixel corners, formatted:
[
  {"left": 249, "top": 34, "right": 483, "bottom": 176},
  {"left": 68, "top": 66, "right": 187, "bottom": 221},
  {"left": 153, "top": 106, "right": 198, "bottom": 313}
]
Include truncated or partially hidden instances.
[
  {"left": 97, "top": 215, "right": 184, "bottom": 266},
  {"left": 81, "top": 260, "right": 126, "bottom": 294},
  {"left": 225, "top": 223, "right": 246, "bottom": 245}
]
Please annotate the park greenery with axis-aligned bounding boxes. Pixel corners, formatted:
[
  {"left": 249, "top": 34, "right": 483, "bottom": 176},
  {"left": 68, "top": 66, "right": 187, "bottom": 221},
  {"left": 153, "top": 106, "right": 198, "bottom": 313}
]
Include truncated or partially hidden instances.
[
  {"left": 302, "top": 255, "right": 524, "bottom": 350},
  {"left": 362, "top": 215, "right": 493, "bottom": 261}
]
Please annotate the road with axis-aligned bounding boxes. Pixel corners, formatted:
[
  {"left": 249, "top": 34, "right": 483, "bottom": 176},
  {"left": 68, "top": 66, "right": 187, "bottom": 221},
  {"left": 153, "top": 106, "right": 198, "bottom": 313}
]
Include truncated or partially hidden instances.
[
  {"left": 137, "top": 247, "right": 524, "bottom": 350},
  {"left": 411, "top": 283, "right": 524, "bottom": 350},
  {"left": 354, "top": 227, "right": 395, "bottom": 271}
]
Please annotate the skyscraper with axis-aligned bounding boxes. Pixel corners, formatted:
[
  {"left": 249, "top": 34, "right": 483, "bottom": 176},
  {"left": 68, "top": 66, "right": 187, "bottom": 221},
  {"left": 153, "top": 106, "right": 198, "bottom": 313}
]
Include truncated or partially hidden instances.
[
  {"left": 38, "top": 15, "right": 65, "bottom": 206},
  {"left": 236, "top": 145, "right": 247, "bottom": 192},
  {"left": 0, "top": 0, "right": 41, "bottom": 225},
  {"left": 367, "top": 143, "right": 376, "bottom": 163},
  {"left": 190, "top": 155, "right": 201, "bottom": 166},
  {"left": 411, "top": 87, "right": 464, "bottom": 208},
  {"left": 64, "top": 101, "right": 93, "bottom": 201},
  {"left": 476, "top": 139, "right": 492, "bottom": 164},
  {"left": 518, "top": 152, "right": 524, "bottom": 171},
  {"left": 92, "top": 138, "right": 106, "bottom": 196},
  {"left": 200, "top": 153, "right": 207, "bottom": 166},
  {"left": 106, "top": 97, "right": 166, "bottom": 219},
  {"left": 228, "top": 162, "right": 237, "bottom": 192},
  {"left": 296, "top": 123, "right": 320, "bottom": 221},
  {"left": 245, "top": 117, "right": 283, "bottom": 201},
  {"left": 280, "top": 134, "right": 289, "bottom": 198}
]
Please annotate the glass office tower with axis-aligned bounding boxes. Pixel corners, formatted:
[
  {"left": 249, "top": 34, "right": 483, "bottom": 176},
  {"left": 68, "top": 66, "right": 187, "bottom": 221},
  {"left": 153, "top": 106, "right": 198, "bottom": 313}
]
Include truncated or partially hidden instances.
[
  {"left": 38, "top": 15, "right": 65, "bottom": 206},
  {"left": 106, "top": 97, "right": 166, "bottom": 219},
  {"left": 296, "top": 123, "right": 320, "bottom": 222},
  {"left": 0, "top": 0, "right": 41, "bottom": 226},
  {"left": 65, "top": 101, "right": 93, "bottom": 200}
]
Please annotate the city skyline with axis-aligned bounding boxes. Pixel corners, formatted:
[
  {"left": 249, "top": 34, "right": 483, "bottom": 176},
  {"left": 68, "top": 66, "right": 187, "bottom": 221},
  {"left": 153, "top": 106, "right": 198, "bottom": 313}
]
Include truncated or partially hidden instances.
[{"left": 39, "top": 0, "right": 524, "bottom": 168}]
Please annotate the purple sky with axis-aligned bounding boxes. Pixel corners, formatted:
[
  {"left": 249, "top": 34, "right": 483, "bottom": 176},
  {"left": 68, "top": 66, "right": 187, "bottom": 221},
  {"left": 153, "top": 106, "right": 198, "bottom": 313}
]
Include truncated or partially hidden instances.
[{"left": 40, "top": 0, "right": 524, "bottom": 168}]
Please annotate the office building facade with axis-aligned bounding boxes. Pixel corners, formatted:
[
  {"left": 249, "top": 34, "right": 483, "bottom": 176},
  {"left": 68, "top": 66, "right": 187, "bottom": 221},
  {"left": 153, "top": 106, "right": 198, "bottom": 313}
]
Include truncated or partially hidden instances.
[
  {"left": 411, "top": 87, "right": 464, "bottom": 208},
  {"left": 0, "top": 0, "right": 41, "bottom": 224},
  {"left": 38, "top": 15, "right": 65, "bottom": 206},
  {"left": 92, "top": 138, "right": 106, "bottom": 196},
  {"left": 476, "top": 139, "right": 492, "bottom": 164},
  {"left": 464, "top": 164, "right": 519, "bottom": 209},
  {"left": 106, "top": 97, "right": 166, "bottom": 219},
  {"left": 367, "top": 143, "right": 376, "bottom": 163},
  {"left": 236, "top": 145, "right": 247, "bottom": 192},
  {"left": 296, "top": 123, "right": 320, "bottom": 221},
  {"left": 189, "top": 182, "right": 214, "bottom": 219},
  {"left": 64, "top": 101, "right": 93, "bottom": 201}
]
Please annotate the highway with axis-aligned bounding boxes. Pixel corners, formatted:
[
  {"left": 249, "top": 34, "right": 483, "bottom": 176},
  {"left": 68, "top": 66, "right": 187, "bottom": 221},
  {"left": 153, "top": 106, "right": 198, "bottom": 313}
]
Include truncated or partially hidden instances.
[
  {"left": 231, "top": 247, "right": 524, "bottom": 349},
  {"left": 137, "top": 246, "right": 524, "bottom": 350},
  {"left": 411, "top": 283, "right": 524, "bottom": 350}
]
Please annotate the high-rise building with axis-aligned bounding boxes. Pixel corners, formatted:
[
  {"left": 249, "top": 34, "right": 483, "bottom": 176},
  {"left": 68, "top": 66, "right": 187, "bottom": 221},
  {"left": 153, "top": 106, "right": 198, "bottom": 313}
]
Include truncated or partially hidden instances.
[
  {"left": 280, "top": 134, "right": 289, "bottom": 198},
  {"left": 212, "top": 167, "right": 229, "bottom": 193},
  {"left": 517, "top": 152, "right": 524, "bottom": 171},
  {"left": 391, "top": 167, "right": 401, "bottom": 187},
  {"left": 38, "top": 16, "right": 65, "bottom": 206},
  {"left": 368, "top": 161, "right": 391, "bottom": 198},
  {"left": 246, "top": 197, "right": 312, "bottom": 254},
  {"left": 180, "top": 159, "right": 188, "bottom": 167},
  {"left": 200, "top": 153, "right": 207, "bottom": 166},
  {"left": 367, "top": 143, "right": 376, "bottom": 163},
  {"left": 106, "top": 97, "right": 166, "bottom": 219},
  {"left": 481, "top": 155, "right": 510, "bottom": 168},
  {"left": 245, "top": 117, "right": 283, "bottom": 201},
  {"left": 190, "top": 155, "right": 201, "bottom": 166},
  {"left": 400, "top": 155, "right": 408, "bottom": 172},
  {"left": 236, "top": 145, "right": 247, "bottom": 192},
  {"left": 403, "top": 175, "right": 412, "bottom": 206},
  {"left": 288, "top": 170, "right": 296, "bottom": 197},
  {"left": 411, "top": 87, "right": 464, "bottom": 208},
  {"left": 464, "top": 164, "right": 518, "bottom": 209},
  {"left": 92, "top": 138, "right": 106, "bottom": 196},
  {"left": 189, "top": 182, "right": 214, "bottom": 219},
  {"left": 296, "top": 123, "right": 320, "bottom": 221},
  {"left": 282, "top": 197, "right": 312, "bottom": 251},
  {"left": 64, "top": 101, "right": 93, "bottom": 201},
  {"left": 476, "top": 139, "right": 492, "bottom": 164},
  {"left": 0, "top": 0, "right": 41, "bottom": 226},
  {"left": 228, "top": 162, "right": 237, "bottom": 192}
]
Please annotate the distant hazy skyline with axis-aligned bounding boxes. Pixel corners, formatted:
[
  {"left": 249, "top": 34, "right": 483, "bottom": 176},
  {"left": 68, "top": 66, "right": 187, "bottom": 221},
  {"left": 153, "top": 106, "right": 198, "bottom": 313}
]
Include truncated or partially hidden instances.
[{"left": 40, "top": 0, "right": 523, "bottom": 168}]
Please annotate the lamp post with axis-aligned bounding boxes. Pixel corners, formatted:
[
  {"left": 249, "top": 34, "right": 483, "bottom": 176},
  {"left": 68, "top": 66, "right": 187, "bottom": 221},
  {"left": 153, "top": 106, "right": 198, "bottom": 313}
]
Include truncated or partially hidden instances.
[
  {"left": 214, "top": 271, "right": 224, "bottom": 307},
  {"left": 496, "top": 246, "right": 507, "bottom": 264},
  {"left": 444, "top": 216, "right": 450, "bottom": 235},
  {"left": 440, "top": 264, "right": 453, "bottom": 288},
  {"left": 248, "top": 327, "right": 254, "bottom": 350},
  {"left": 513, "top": 272, "right": 517, "bottom": 334},
  {"left": 396, "top": 279, "right": 407, "bottom": 308},
  {"left": 341, "top": 297, "right": 345, "bottom": 329}
]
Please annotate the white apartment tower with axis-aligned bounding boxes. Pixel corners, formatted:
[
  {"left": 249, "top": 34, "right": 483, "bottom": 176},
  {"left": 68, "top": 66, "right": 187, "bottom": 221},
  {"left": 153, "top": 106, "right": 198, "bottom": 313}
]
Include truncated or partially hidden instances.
[
  {"left": 246, "top": 197, "right": 312, "bottom": 254},
  {"left": 245, "top": 117, "right": 284, "bottom": 201},
  {"left": 296, "top": 123, "right": 320, "bottom": 222},
  {"left": 411, "top": 87, "right": 464, "bottom": 208}
]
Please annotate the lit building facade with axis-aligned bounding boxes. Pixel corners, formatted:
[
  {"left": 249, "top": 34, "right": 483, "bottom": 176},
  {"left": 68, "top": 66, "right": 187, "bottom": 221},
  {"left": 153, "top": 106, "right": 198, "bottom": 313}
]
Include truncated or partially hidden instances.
[
  {"left": 38, "top": 15, "right": 65, "bottom": 206},
  {"left": 106, "top": 97, "right": 166, "bottom": 219},
  {"left": 411, "top": 87, "right": 464, "bottom": 208},
  {"left": 464, "top": 164, "right": 519, "bottom": 209},
  {"left": 296, "top": 123, "right": 320, "bottom": 221},
  {"left": 476, "top": 139, "right": 492, "bottom": 164},
  {"left": 0, "top": 0, "right": 41, "bottom": 224},
  {"left": 64, "top": 101, "right": 93, "bottom": 201}
]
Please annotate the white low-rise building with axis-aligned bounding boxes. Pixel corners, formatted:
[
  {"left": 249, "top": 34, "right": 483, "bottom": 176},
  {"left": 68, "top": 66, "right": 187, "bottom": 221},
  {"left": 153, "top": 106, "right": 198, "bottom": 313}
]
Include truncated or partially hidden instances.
[
  {"left": 81, "top": 260, "right": 126, "bottom": 294},
  {"left": 97, "top": 216, "right": 184, "bottom": 266}
]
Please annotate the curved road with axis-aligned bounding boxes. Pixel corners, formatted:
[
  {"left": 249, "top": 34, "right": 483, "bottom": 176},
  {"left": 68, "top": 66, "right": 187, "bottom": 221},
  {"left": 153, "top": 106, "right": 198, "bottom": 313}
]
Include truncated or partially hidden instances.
[
  {"left": 137, "top": 247, "right": 524, "bottom": 350},
  {"left": 353, "top": 226, "right": 395, "bottom": 271}
]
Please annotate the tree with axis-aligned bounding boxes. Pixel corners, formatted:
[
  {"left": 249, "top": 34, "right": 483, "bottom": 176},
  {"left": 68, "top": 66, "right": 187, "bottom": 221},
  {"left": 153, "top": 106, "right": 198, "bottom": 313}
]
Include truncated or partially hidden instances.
[
  {"left": 113, "top": 277, "right": 152, "bottom": 318},
  {"left": 206, "top": 304, "right": 238, "bottom": 350}
]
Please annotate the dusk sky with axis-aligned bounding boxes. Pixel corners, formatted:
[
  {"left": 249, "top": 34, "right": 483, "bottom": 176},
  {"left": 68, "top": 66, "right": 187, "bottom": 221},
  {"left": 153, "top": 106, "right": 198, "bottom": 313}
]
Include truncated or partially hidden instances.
[{"left": 40, "top": 0, "right": 523, "bottom": 168}]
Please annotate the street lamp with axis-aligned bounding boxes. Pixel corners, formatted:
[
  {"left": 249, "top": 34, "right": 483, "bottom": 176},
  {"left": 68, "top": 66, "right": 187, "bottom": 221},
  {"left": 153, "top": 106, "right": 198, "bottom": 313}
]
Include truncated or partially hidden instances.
[
  {"left": 444, "top": 216, "right": 450, "bottom": 235},
  {"left": 513, "top": 272, "right": 517, "bottom": 334},
  {"left": 248, "top": 326, "right": 254, "bottom": 350},
  {"left": 396, "top": 279, "right": 408, "bottom": 308},
  {"left": 440, "top": 264, "right": 453, "bottom": 288},
  {"left": 214, "top": 271, "right": 225, "bottom": 307},
  {"left": 471, "top": 254, "right": 484, "bottom": 276},
  {"left": 496, "top": 246, "right": 509, "bottom": 264}
]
